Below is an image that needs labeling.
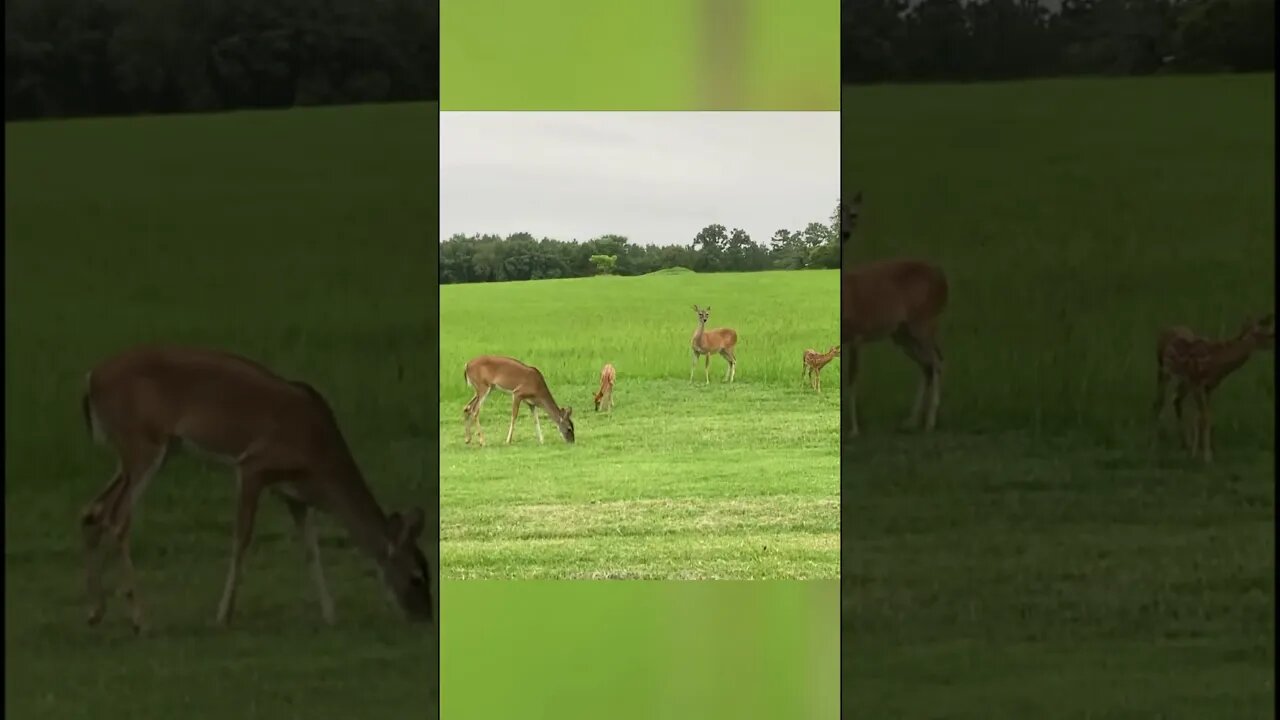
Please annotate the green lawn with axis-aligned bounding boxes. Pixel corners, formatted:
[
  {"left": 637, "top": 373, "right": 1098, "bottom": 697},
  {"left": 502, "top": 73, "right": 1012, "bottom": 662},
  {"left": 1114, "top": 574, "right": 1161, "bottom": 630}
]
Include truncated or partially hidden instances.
[
  {"left": 439, "top": 271, "right": 841, "bottom": 579},
  {"left": 5, "top": 103, "right": 440, "bottom": 719},
  {"left": 842, "top": 74, "right": 1275, "bottom": 717}
]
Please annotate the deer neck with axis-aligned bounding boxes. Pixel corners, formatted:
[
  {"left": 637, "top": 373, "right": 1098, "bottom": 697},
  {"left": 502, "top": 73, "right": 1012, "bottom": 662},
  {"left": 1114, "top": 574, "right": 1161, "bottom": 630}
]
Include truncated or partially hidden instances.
[
  {"left": 320, "top": 465, "right": 394, "bottom": 567},
  {"left": 533, "top": 387, "right": 564, "bottom": 422},
  {"left": 1209, "top": 336, "right": 1257, "bottom": 380},
  {"left": 693, "top": 320, "right": 707, "bottom": 348}
]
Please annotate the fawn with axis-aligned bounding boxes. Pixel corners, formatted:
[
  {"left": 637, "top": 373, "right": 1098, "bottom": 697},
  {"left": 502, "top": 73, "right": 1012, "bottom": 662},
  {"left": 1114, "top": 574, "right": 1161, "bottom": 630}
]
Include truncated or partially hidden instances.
[
  {"left": 1154, "top": 313, "right": 1275, "bottom": 462},
  {"left": 802, "top": 346, "right": 840, "bottom": 394},
  {"left": 594, "top": 363, "right": 616, "bottom": 413}
]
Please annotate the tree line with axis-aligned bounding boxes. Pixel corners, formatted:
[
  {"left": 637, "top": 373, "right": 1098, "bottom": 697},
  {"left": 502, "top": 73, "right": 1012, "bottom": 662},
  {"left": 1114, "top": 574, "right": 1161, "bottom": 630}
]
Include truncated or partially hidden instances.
[
  {"left": 5, "top": 0, "right": 439, "bottom": 121},
  {"left": 843, "top": 0, "right": 1274, "bottom": 83},
  {"left": 439, "top": 207, "right": 842, "bottom": 285}
]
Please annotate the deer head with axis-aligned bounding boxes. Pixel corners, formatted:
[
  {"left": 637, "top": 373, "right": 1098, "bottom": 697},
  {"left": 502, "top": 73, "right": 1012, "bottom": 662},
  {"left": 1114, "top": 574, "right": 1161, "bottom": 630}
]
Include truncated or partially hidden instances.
[
  {"left": 841, "top": 192, "right": 861, "bottom": 245},
  {"left": 693, "top": 305, "right": 711, "bottom": 325},
  {"left": 381, "top": 508, "right": 433, "bottom": 622},
  {"left": 554, "top": 406, "right": 575, "bottom": 442},
  {"left": 1243, "top": 313, "right": 1276, "bottom": 350}
]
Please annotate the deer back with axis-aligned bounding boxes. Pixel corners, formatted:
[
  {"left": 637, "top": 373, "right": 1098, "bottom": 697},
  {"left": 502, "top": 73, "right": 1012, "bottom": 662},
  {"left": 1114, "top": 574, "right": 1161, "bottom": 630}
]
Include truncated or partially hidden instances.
[
  {"left": 695, "top": 327, "right": 738, "bottom": 352},
  {"left": 87, "top": 345, "right": 339, "bottom": 466},
  {"left": 842, "top": 258, "right": 948, "bottom": 341}
]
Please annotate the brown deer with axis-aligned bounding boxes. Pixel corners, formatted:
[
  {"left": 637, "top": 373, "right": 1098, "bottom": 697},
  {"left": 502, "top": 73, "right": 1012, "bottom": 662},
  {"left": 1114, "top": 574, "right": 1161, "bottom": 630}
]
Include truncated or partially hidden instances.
[
  {"left": 840, "top": 191, "right": 950, "bottom": 437},
  {"left": 802, "top": 345, "right": 841, "bottom": 394},
  {"left": 78, "top": 345, "right": 433, "bottom": 633},
  {"left": 594, "top": 363, "right": 616, "bottom": 413},
  {"left": 690, "top": 305, "right": 738, "bottom": 383},
  {"left": 1153, "top": 313, "right": 1275, "bottom": 462},
  {"left": 463, "top": 355, "right": 575, "bottom": 446}
]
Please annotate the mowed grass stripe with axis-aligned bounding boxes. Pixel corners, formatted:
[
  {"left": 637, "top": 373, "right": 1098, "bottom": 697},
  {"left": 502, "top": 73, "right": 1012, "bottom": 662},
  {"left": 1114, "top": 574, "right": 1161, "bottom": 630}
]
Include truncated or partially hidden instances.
[
  {"left": 445, "top": 534, "right": 837, "bottom": 580},
  {"left": 444, "top": 496, "right": 838, "bottom": 541}
]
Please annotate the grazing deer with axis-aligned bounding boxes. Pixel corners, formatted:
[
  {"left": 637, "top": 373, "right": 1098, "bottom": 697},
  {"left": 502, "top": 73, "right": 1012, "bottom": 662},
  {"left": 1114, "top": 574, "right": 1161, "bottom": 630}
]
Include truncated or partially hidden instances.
[
  {"left": 840, "top": 191, "right": 950, "bottom": 437},
  {"left": 463, "top": 355, "right": 575, "bottom": 446},
  {"left": 690, "top": 305, "right": 738, "bottom": 384},
  {"left": 1153, "top": 313, "right": 1275, "bottom": 462},
  {"left": 802, "top": 345, "right": 841, "bottom": 394},
  {"left": 78, "top": 345, "right": 433, "bottom": 633},
  {"left": 594, "top": 363, "right": 616, "bottom": 413}
]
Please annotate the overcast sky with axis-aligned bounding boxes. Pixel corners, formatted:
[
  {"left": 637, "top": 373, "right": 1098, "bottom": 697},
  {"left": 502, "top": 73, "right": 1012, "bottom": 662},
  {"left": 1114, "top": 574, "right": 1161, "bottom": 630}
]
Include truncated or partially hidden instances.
[{"left": 440, "top": 112, "right": 839, "bottom": 247}]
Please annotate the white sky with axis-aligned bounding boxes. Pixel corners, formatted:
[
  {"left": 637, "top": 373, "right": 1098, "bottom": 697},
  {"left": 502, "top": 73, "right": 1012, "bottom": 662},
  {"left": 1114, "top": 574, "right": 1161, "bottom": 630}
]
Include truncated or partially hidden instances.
[{"left": 440, "top": 112, "right": 839, "bottom": 247}]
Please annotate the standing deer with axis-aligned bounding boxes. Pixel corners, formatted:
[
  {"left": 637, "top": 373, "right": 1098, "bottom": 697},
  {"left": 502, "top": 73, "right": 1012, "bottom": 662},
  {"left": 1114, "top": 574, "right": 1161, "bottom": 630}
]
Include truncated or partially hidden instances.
[
  {"left": 840, "top": 191, "right": 950, "bottom": 437},
  {"left": 463, "top": 355, "right": 575, "bottom": 446},
  {"left": 802, "top": 345, "right": 841, "bottom": 394},
  {"left": 1153, "top": 313, "right": 1275, "bottom": 462},
  {"left": 690, "top": 305, "right": 738, "bottom": 383},
  {"left": 79, "top": 345, "right": 434, "bottom": 633},
  {"left": 594, "top": 363, "right": 616, "bottom": 413}
]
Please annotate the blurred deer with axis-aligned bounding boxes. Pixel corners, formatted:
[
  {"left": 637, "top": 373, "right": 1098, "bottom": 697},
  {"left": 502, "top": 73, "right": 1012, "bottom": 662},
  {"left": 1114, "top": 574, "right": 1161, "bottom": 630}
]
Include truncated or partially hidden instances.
[
  {"left": 1154, "top": 313, "right": 1275, "bottom": 462},
  {"left": 840, "top": 191, "right": 950, "bottom": 437}
]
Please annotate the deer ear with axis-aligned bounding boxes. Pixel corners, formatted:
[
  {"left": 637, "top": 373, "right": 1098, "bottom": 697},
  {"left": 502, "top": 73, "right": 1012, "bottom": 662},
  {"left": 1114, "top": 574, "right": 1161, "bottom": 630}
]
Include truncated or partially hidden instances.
[
  {"left": 385, "top": 511, "right": 403, "bottom": 556},
  {"left": 705, "top": 306, "right": 711, "bottom": 312},
  {"left": 386, "top": 508, "right": 424, "bottom": 553},
  {"left": 692, "top": 304, "right": 699, "bottom": 312},
  {"left": 401, "top": 507, "right": 425, "bottom": 543},
  {"left": 563, "top": 406, "right": 573, "bottom": 419}
]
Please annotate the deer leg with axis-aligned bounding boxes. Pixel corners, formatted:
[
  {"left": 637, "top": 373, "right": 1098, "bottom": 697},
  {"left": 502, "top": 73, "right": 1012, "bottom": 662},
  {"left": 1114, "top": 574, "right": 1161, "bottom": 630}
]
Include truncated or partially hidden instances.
[
  {"left": 463, "top": 393, "right": 478, "bottom": 444},
  {"left": 1173, "top": 382, "right": 1191, "bottom": 450},
  {"left": 505, "top": 395, "right": 521, "bottom": 444},
  {"left": 474, "top": 387, "right": 492, "bottom": 446},
  {"left": 726, "top": 350, "right": 737, "bottom": 383},
  {"left": 282, "top": 496, "right": 335, "bottom": 624},
  {"left": 85, "top": 440, "right": 168, "bottom": 633},
  {"left": 216, "top": 467, "right": 268, "bottom": 626},
  {"left": 530, "top": 401, "right": 545, "bottom": 444},
  {"left": 892, "top": 330, "right": 930, "bottom": 431},
  {"left": 923, "top": 344, "right": 944, "bottom": 432},
  {"left": 114, "top": 514, "right": 147, "bottom": 634},
  {"left": 719, "top": 350, "right": 733, "bottom": 382},
  {"left": 81, "top": 467, "right": 125, "bottom": 626},
  {"left": 1152, "top": 368, "right": 1171, "bottom": 420},
  {"left": 1194, "top": 389, "right": 1213, "bottom": 463},
  {"left": 117, "top": 444, "right": 168, "bottom": 634},
  {"left": 466, "top": 386, "right": 492, "bottom": 447},
  {"left": 690, "top": 350, "right": 699, "bottom": 382},
  {"left": 704, "top": 353, "right": 711, "bottom": 384}
]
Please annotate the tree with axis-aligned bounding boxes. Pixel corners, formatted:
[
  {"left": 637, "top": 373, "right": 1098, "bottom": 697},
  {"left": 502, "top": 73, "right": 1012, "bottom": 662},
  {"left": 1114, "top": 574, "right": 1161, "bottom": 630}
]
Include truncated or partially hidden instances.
[
  {"left": 4, "top": 0, "right": 439, "bottom": 120},
  {"left": 589, "top": 254, "right": 618, "bottom": 276},
  {"left": 691, "top": 224, "right": 728, "bottom": 272}
]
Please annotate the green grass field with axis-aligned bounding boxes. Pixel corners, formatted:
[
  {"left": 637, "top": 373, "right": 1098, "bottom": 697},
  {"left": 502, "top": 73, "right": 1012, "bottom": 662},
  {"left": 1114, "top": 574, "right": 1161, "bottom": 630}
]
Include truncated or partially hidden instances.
[
  {"left": 439, "top": 270, "right": 841, "bottom": 579},
  {"left": 5, "top": 104, "right": 440, "bottom": 718},
  {"left": 842, "top": 74, "right": 1275, "bottom": 717}
]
